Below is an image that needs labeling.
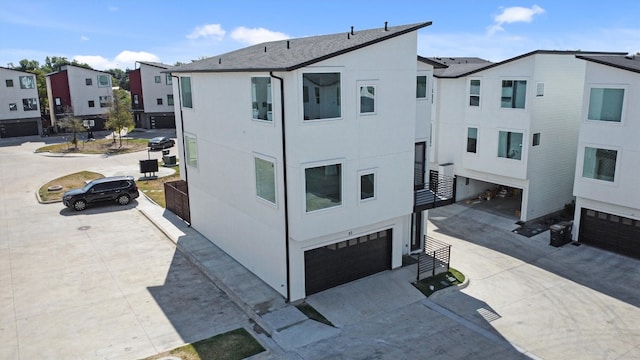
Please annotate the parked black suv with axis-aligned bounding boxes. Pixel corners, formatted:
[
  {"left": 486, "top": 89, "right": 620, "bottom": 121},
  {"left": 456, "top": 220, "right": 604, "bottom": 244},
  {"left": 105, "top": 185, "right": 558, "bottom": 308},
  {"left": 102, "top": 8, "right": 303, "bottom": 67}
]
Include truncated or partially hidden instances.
[{"left": 63, "top": 176, "right": 140, "bottom": 211}]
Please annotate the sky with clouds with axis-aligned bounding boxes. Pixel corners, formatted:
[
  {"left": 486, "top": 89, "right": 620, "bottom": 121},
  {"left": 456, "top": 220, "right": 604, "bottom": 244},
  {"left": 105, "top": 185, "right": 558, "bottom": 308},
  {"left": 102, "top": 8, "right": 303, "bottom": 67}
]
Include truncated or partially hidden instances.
[{"left": 0, "top": 1, "right": 638, "bottom": 70}]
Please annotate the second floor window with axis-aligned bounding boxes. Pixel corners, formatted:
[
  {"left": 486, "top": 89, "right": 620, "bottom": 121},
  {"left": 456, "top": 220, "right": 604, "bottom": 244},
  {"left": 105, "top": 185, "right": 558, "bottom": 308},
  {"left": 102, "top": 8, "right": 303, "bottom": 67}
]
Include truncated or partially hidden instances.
[
  {"left": 86, "top": 78, "right": 92, "bottom": 86},
  {"left": 99, "top": 96, "right": 111, "bottom": 107},
  {"left": 501, "top": 80, "right": 526, "bottom": 109},
  {"left": 22, "top": 98, "right": 37, "bottom": 111},
  {"left": 497, "top": 131, "right": 523, "bottom": 160},
  {"left": 467, "top": 127, "right": 478, "bottom": 153},
  {"left": 359, "top": 85, "right": 376, "bottom": 114},
  {"left": 167, "top": 94, "right": 174, "bottom": 106},
  {"left": 155, "top": 76, "right": 161, "bottom": 83},
  {"left": 582, "top": 147, "right": 617, "bottom": 182}
]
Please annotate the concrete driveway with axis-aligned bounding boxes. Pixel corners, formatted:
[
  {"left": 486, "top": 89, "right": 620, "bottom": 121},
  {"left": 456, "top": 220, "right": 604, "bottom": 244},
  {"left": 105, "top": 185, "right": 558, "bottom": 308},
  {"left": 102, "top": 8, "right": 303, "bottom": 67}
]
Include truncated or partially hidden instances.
[{"left": 0, "top": 134, "right": 251, "bottom": 359}]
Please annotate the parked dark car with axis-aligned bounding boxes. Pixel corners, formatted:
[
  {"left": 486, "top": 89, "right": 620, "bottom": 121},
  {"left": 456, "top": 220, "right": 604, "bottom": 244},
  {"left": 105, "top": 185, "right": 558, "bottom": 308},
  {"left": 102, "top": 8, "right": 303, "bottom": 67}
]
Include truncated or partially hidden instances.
[
  {"left": 148, "top": 136, "right": 175, "bottom": 150},
  {"left": 62, "top": 176, "right": 139, "bottom": 211}
]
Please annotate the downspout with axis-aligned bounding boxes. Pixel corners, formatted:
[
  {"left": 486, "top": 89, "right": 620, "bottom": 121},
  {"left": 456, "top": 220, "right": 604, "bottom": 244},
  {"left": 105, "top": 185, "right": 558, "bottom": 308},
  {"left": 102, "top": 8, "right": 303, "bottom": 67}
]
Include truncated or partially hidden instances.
[
  {"left": 270, "top": 71, "right": 291, "bottom": 302},
  {"left": 172, "top": 75, "right": 189, "bottom": 189}
]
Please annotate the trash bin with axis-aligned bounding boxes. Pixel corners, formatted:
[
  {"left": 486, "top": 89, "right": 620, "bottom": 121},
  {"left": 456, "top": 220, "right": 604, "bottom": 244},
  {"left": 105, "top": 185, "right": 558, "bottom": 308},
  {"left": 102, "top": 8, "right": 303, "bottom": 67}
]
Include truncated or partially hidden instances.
[
  {"left": 559, "top": 220, "right": 573, "bottom": 244},
  {"left": 549, "top": 224, "right": 566, "bottom": 247},
  {"left": 163, "top": 155, "right": 176, "bottom": 166}
]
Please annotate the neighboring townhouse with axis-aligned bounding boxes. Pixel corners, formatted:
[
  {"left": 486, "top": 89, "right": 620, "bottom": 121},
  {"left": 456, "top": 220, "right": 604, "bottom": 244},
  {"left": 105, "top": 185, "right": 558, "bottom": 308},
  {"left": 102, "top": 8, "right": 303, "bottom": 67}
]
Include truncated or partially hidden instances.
[
  {"left": 426, "top": 50, "right": 625, "bottom": 222},
  {"left": 129, "top": 61, "right": 176, "bottom": 129},
  {"left": 45, "top": 64, "right": 113, "bottom": 130},
  {"left": 168, "top": 22, "right": 439, "bottom": 301},
  {"left": 572, "top": 54, "right": 640, "bottom": 259},
  {"left": 0, "top": 67, "right": 42, "bottom": 137}
]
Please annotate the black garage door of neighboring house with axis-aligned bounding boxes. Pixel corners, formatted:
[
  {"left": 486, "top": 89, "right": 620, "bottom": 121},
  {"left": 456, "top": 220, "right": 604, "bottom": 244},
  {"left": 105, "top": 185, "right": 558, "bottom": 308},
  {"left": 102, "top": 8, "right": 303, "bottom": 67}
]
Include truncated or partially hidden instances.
[
  {"left": 579, "top": 208, "right": 640, "bottom": 259},
  {"left": 304, "top": 229, "right": 392, "bottom": 296},
  {"left": 0, "top": 120, "right": 39, "bottom": 138},
  {"left": 150, "top": 116, "right": 176, "bottom": 129}
]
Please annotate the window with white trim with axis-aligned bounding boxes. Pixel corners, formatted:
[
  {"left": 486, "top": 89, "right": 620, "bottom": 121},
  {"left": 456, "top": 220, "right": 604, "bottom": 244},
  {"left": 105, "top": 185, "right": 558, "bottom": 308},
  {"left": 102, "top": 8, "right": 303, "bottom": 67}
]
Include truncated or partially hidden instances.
[
  {"left": 185, "top": 134, "right": 198, "bottom": 168},
  {"left": 467, "top": 127, "right": 478, "bottom": 153},
  {"left": 359, "top": 85, "right": 376, "bottom": 114},
  {"left": 416, "top": 75, "right": 427, "bottom": 98},
  {"left": 302, "top": 73, "right": 341, "bottom": 120},
  {"left": 97, "top": 75, "right": 110, "bottom": 87},
  {"left": 501, "top": 80, "right": 526, "bottom": 109},
  {"left": 582, "top": 147, "right": 617, "bottom": 182},
  {"left": 251, "top": 77, "right": 272, "bottom": 121},
  {"left": 255, "top": 157, "right": 276, "bottom": 204},
  {"left": 588, "top": 87, "right": 624, "bottom": 122},
  {"left": 360, "top": 172, "right": 375, "bottom": 201},
  {"left": 181, "top": 77, "right": 192, "bottom": 108},
  {"left": 154, "top": 75, "right": 161, "bottom": 83},
  {"left": 305, "top": 163, "right": 341, "bottom": 212},
  {"left": 497, "top": 131, "right": 523, "bottom": 160},
  {"left": 469, "top": 79, "right": 480, "bottom": 106}
]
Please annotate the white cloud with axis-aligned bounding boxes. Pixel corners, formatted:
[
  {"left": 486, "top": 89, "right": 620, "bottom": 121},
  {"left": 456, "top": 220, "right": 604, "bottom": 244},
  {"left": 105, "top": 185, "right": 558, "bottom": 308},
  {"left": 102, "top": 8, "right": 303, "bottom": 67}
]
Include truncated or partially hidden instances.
[
  {"left": 487, "top": 5, "right": 545, "bottom": 35},
  {"left": 230, "top": 27, "right": 289, "bottom": 45},
  {"left": 74, "top": 51, "right": 159, "bottom": 70},
  {"left": 80, "top": 36, "right": 89, "bottom": 41},
  {"left": 108, "top": 5, "right": 118, "bottom": 12},
  {"left": 186, "top": 24, "right": 226, "bottom": 41}
]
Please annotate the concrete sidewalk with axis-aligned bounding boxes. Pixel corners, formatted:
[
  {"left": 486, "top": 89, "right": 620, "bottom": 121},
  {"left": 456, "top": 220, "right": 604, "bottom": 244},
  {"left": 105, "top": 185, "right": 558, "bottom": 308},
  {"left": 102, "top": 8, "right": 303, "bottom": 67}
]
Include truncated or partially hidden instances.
[{"left": 136, "top": 198, "right": 340, "bottom": 358}]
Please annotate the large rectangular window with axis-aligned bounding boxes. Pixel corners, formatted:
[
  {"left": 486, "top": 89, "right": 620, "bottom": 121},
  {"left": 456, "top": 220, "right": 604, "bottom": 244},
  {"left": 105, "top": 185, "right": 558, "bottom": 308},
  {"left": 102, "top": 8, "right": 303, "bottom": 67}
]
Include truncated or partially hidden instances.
[
  {"left": 97, "top": 75, "right": 110, "bottom": 87},
  {"left": 416, "top": 75, "right": 427, "bottom": 98},
  {"left": 305, "top": 164, "right": 341, "bottom": 212},
  {"left": 359, "top": 85, "right": 376, "bottom": 114},
  {"left": 19, "top": 76, "right": 35, "bottom": 89},
  {"left": 185, "top": 134, "right": 198, "bottom": 168},
  {"left": 501, "top": 80, "right": 527, "bottom": 109},
  {"left": 255, "top": 157, "right": 276, "bottom": 204},
  {"left": 469, "top": 79, "right": 480, "bottom": 106},
  {"left": 22, "top": 98, "right": 37, "bottom": 111},
  {"left": 302, "top": 73, "right": 341, "bottom": 120},
  {"left": 588, "top": 88, "right": 624, "bottom": 122},
  {"left": 99, "top": 96, "right": 111, "bottom": 107},
  {"left": 582, "top": 147, "right": 617, "bottom": 182},
  {"left": 497, "top": 131, "right": 523, "bottom": 160},
  {"left": 181, "top": 77, "right": 192, "bottom": 108},
  {"left": 467, "top": 127, "right": 478, "bottom": 153},
  {"left": 251, "top": 77, "right": 272, "bottom": 121}
]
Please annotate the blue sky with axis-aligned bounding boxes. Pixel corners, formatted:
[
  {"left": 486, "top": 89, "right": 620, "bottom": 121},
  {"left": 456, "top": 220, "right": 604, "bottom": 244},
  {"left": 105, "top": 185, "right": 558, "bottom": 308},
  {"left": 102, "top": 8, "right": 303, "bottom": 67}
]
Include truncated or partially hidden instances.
[{"left": 1, "top": 1, "right": 639, "bottom": 70}]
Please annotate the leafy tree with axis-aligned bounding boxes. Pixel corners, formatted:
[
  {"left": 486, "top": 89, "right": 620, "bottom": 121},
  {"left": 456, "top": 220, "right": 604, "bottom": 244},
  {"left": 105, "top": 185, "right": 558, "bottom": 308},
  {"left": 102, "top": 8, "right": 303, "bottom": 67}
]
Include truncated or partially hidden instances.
[
  {"left": 57, "top": 107, "right": 86, "bottom": 149},
  {"left": 105, "top": 68, "right": 130, "bottom": 90},
  {"left": 105, "top": 89, "right": 133, "bottom": 147}
]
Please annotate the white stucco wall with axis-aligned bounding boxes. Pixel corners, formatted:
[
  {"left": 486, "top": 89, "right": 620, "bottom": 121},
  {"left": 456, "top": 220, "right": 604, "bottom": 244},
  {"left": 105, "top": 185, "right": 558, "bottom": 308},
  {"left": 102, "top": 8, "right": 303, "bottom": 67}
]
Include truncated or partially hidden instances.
[
  {"left": 140, "top": 63, "right": 174, "bottom": 113},
  {"left": 572, "top": 60, "right": 640, "bottom": 240},
  {"left": 431, "top": 53, "right": 587, "bottom": 221},
  {"left": 172, "top": 30, "right": 420, "bottom": 300},
  {"left": 65, "top": 66, "right": 113, "bottom": 117},
  {"left": 0, "top": 68, "right": 40, "bottom": 120}
]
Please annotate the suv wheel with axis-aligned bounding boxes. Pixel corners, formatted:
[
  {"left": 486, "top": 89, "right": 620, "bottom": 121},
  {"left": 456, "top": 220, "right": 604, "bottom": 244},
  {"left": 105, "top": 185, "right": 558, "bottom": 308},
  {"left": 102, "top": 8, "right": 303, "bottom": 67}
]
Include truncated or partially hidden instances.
[
  {"left": 117, "top": 194, "right": 131, "bottom": 205},
  {"left": 73, "top": 199, "right": 87, "bottom": 211}
]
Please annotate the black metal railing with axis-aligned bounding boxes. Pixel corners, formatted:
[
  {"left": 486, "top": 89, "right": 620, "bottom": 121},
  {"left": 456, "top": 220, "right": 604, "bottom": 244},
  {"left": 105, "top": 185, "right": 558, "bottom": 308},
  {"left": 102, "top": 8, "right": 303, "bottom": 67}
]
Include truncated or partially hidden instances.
[
  {"left": 417, "top": 236, "right": 451, "bottom": 281},
  {"left": 414, "top": 173, "right": 455, "bottom": 211}
]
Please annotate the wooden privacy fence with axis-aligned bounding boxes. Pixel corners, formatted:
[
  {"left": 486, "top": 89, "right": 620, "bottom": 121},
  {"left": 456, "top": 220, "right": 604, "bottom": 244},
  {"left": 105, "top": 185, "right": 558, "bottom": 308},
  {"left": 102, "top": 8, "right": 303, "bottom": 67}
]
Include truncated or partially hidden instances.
[
  {"left": 417, "top": 236, "right": 451, "bottom": 281},
  {"left": 164, "top": 180, "right": 190, "bottom": 224}
]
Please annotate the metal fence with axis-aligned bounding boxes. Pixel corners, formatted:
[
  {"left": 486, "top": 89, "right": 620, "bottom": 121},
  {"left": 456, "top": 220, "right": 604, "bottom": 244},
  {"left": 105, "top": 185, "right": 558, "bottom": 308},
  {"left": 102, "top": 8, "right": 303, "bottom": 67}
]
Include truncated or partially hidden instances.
[
  {"left": 417, "top": 236, "right": 451, "bottom": 281},
  {"left": 164, "top": 180, "right": 190, "bottom": 224}
]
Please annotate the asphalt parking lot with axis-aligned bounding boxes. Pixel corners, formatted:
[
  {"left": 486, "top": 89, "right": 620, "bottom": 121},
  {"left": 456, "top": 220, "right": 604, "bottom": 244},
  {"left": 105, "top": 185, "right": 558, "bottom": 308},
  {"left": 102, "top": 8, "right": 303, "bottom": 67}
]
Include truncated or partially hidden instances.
[{"left": 0, "top": 133, "right": 252, "bottom": 359}]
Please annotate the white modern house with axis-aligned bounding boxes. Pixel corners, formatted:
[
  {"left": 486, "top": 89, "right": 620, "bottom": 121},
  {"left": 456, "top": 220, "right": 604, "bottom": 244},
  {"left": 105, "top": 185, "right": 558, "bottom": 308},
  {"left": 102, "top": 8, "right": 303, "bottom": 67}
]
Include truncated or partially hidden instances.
[
  {"left": 168, "top": 22, "right": 442, "bottom": 301},
  {"left": 572, "top": 54, "right": 640, "bottom": 258},
  {"left": 129, "top": 61, "right": 176, "bottom": 129},
  {"left": 45, "top": 64, "right": 113, "bottom": 130},
  {"left": 426, "top": 50, "right": 625, "bottom": 222},
  {"left": 0, "top": 67, "right": 42, "bottom": 137}
]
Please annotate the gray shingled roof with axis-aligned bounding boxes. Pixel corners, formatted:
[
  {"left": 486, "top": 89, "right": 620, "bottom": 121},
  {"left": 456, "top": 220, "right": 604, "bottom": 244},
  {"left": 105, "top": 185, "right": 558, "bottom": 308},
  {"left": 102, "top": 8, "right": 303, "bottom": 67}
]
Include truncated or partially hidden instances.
[
  {"left": 137, "top": 61, "right": 172, "bottom": 69},
  {"left": 169, "top": 22, "right": 431, "bottom": 73},
  {"left": 418, "top": 57, "right": 493, "bottom": 78},
  {"left": 576, "top": 54, "right": 640, "bottom": 74}
]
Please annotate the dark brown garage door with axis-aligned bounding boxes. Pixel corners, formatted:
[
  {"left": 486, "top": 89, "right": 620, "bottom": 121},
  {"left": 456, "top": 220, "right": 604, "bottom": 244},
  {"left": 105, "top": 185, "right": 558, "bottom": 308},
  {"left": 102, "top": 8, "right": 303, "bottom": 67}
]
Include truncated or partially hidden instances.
[
  {"left": 0, "top": 120, "right": 38, "bottom": 138},
  {"left": 304, "top": 229, "right": 392, "bottom": 296},
  {"left": 579, "top": 208, "right": 640, "bottom": 259},
  {"left": 150, "top": 116, "right": 176, "bottom": 129}
]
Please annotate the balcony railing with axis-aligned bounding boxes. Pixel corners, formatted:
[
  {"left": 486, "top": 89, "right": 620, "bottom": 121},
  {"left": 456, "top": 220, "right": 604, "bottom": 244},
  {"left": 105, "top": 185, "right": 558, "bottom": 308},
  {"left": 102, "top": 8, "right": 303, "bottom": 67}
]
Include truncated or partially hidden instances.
[{"left": 414, "top": 172, "right": 455, "bottom": 212}]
